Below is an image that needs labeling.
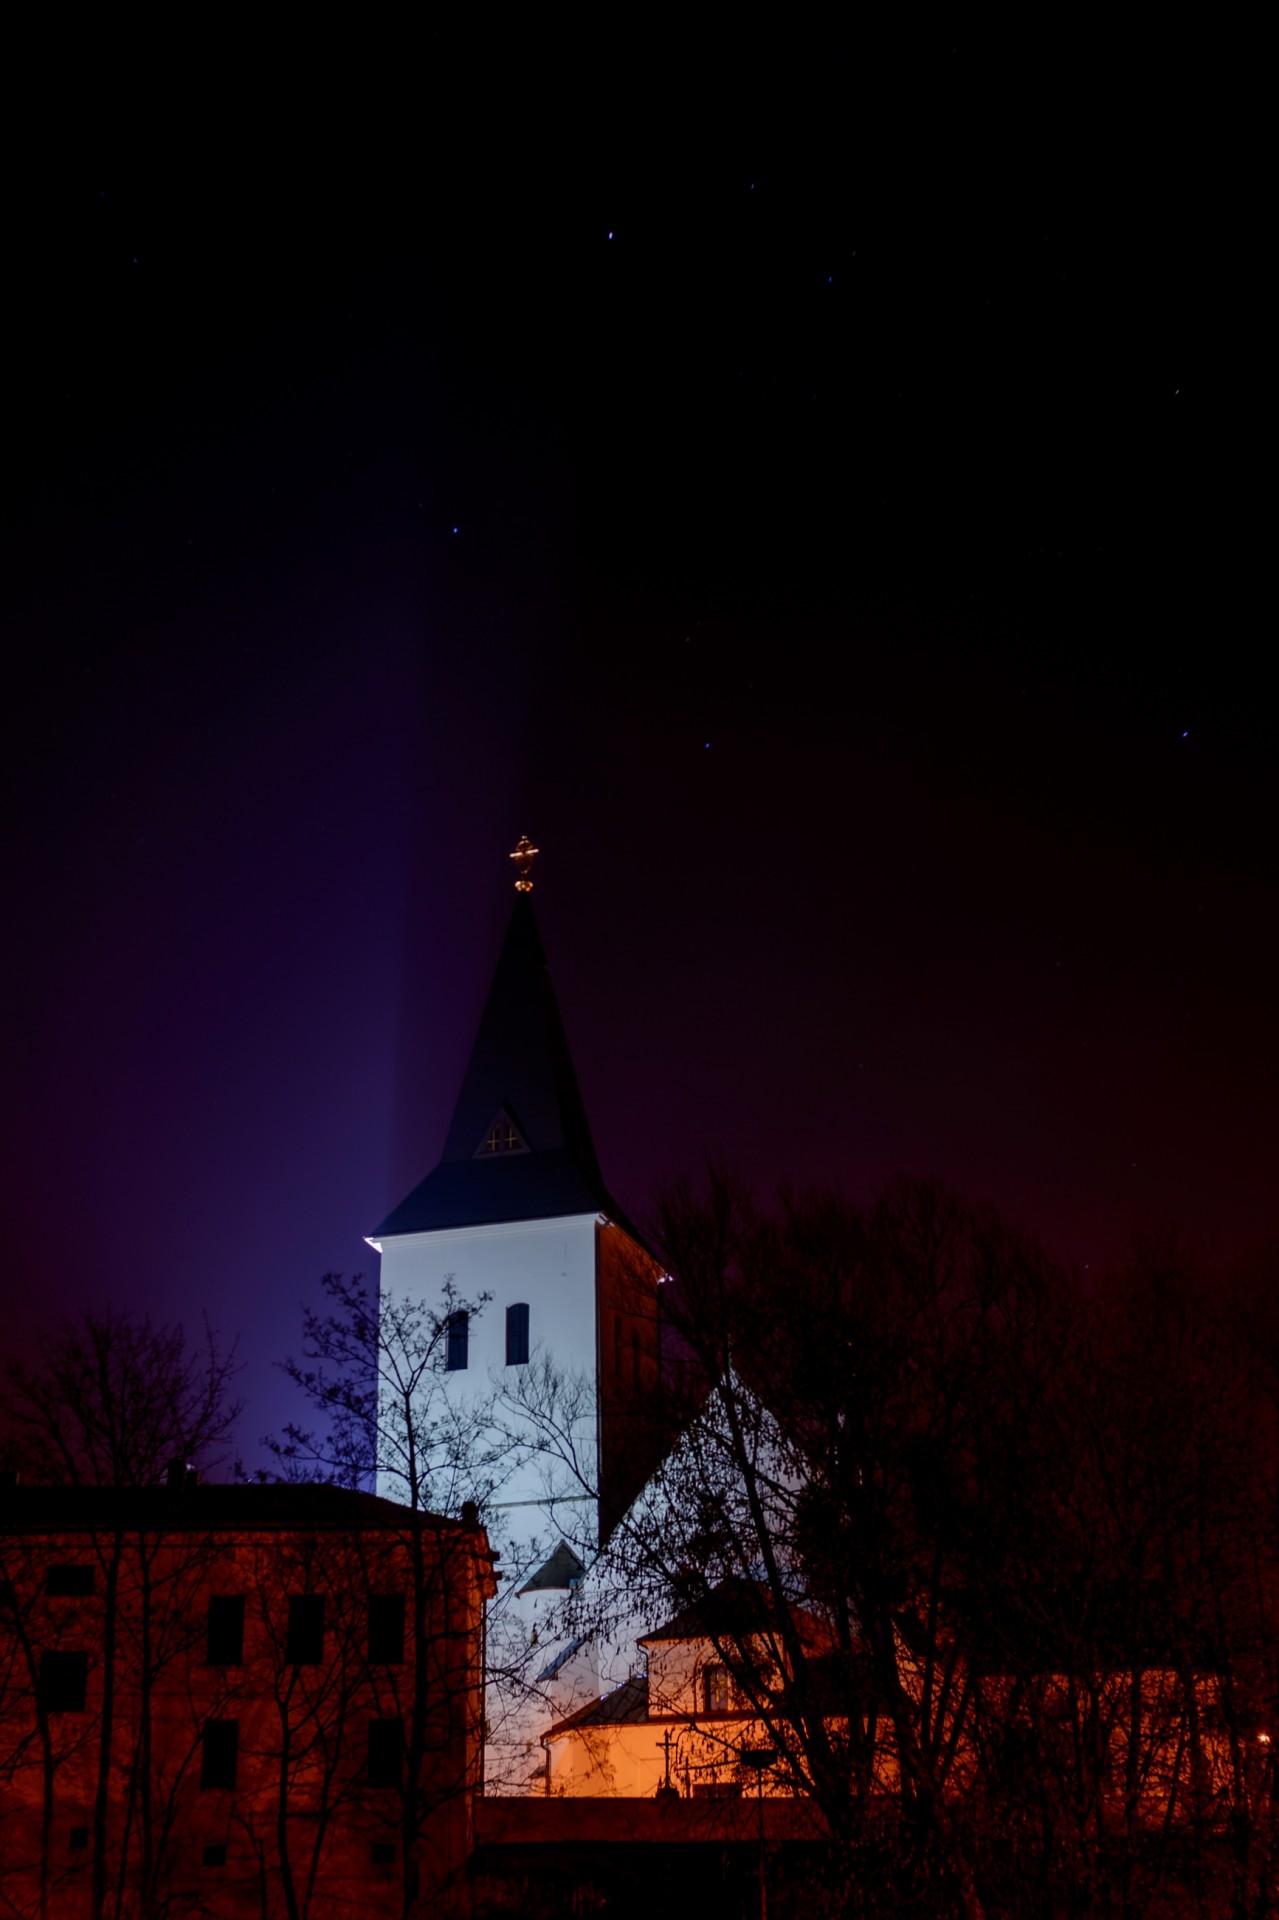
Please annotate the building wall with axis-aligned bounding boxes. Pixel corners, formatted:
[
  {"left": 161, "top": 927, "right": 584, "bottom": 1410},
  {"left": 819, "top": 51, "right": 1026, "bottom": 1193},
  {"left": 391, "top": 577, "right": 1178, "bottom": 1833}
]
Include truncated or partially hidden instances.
[
  {"left": 546, "top": 1711, "right": 810, "bottom": 1800},
  {"left": 596, "top": 1224, "right": 666, "bottom": 1532},
  {"left": 375, "top": 1208, "right": 666, "bottom": 1799}
]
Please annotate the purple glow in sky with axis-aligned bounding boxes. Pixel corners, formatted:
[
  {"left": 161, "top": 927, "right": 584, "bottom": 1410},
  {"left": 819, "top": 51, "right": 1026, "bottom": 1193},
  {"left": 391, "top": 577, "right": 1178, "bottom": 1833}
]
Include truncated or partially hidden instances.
[{"left": 0, "top": 25, "right": 1269, "bottom": 1465}]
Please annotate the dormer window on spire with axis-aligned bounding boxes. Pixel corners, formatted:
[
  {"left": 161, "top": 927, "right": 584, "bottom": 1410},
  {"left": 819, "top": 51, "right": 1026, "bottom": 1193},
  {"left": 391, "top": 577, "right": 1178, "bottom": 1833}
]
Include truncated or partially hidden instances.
[{"left": 476, "top": 1108, "right": 529, "bottom": 1157}]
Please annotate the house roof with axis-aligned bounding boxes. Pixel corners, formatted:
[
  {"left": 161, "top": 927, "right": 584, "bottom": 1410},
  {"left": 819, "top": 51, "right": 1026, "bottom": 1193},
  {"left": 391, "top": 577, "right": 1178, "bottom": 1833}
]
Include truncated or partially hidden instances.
[
  {"left": 638, "top": 1577, "right": 827, "bottom": 1651},
  {"left": 0, "top": 1480, "right": 479, "bottom": 1536},
  {"left": 546, "top": 1673, "right": 650, "bottom": 1739},
  {"left": 373, "top": 896, "right": 636, "bottom": 1239}
]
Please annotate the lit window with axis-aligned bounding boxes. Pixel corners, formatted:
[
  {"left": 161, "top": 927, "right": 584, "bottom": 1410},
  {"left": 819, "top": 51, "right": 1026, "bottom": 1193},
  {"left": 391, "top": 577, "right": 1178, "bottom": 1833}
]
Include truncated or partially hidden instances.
[
  {"left": 506, "top": 1302, "right": 530, "bottom": 1367},
  {"left": 445, "top": 1310, "right": 469, "bottom": 1372},
  {"left": 476, "top": 1110, "right": 527, "bottom": 1156}
]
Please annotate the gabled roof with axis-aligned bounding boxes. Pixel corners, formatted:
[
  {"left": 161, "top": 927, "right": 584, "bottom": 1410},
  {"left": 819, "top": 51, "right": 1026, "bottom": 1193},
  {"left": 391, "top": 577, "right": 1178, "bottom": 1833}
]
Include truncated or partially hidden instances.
[
  {"left": 546, "top": 1673, "right": 649, "bottom": 1739},
  {"left": 638, "top": 1577, "right": 829, "bottom": 1652},
  {"left": 373, "top": 896, "right": 632, "bottom": 1239},
  {"left": 0, "top": 1481, "right": 479, "bottom": 1535},
  {"left": 518, "top": 1539, "right": 586, "bottom": 1595}
]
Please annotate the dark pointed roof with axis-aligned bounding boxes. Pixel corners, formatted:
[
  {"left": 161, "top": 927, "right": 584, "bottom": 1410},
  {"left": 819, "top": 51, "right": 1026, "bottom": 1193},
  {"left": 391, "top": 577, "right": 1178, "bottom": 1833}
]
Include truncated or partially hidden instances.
[
  {"left": 637, "top": 1578, "right": 830, "bottom": 1652},
  {"left": 373, "top": 896, "right": 628, "bottom": 1239},
  {"left": 517, "top": 1539, "right": 587, "bottom": 1595},
  {"left": 546, "top": 1674, "right": 649, "bottom": 1738}
]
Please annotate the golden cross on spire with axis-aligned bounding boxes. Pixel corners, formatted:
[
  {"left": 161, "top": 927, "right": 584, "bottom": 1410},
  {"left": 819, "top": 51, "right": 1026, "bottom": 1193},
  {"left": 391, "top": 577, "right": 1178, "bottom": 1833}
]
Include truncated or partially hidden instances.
[{"left": 509, "top": 834, "right": 539, "bottom": 892}]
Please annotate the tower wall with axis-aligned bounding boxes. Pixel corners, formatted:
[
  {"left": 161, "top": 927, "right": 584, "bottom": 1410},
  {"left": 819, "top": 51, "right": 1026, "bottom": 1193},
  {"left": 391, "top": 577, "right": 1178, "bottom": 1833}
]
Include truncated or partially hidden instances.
[{"left": 376, "top": 1211, "right": 601, "bottom": 1557}]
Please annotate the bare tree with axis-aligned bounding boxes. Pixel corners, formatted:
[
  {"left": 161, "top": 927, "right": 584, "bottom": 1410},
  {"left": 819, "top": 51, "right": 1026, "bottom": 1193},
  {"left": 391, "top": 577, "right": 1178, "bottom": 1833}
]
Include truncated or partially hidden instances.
[
  {"left": 643, "top": 1176, "right": 1060, "bottom": 1916},
  {"left": 977, "top": 1239, "right": 1279, "bottom": 1920},
  {"left": 631, "top": 1181, "right": 1279, "bottom": 1920},
  {"left": 268, "top": 1274, "right": 503, "bottom": 1917},
  {"left": 270, "top": 1273, "right": 507, "bottom": 1513},
  {"left": 0, "top": 1307, "right": 242, "bottom": 1920},
  {"left": 2, "top": 1306, "right": 241, "bottom": 1490},
  {"left": 508, "top": 1174, "right": 1279, "bottom": 1917}
]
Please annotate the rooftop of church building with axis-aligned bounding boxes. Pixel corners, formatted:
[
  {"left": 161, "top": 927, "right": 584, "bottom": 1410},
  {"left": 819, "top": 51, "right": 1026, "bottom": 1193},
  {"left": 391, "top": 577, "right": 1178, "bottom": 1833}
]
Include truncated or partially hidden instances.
[
  {"left": 371, "top": 850, "right": 642, "bottom": 1243},
  {"left": 546, "top": 1673, "right": 650, "bottom": 1738},
  {"left": 518, "top": 1539, "right": 587, "bottom": 1595},
  {"left": 638, "top": 1577, "right": 833, "bottom": 1652}
]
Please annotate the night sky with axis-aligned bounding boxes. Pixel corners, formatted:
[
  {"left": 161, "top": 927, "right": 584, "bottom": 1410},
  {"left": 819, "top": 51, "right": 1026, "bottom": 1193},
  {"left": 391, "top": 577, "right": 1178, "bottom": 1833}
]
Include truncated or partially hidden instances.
[{"left": 2, "top": 28, "right": 1269, "bottom": 1464}]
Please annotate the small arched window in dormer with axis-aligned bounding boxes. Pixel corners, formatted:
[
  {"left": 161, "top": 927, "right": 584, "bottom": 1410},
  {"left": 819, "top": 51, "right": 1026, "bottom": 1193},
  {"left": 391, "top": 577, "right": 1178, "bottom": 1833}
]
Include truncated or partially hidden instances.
[
  {"left": 506, "top": 1302, "right": 529, "bottom": 1367},
  {"left": 445, "top": 1311, "right": 469, "bottom": 1372}
]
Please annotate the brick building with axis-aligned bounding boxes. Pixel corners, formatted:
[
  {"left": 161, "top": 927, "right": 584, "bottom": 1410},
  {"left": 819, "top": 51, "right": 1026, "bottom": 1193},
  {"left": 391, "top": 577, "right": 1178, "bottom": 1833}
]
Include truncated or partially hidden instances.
[{"left": 0, "top": 1479, "right": 496, "bottom": 1917}]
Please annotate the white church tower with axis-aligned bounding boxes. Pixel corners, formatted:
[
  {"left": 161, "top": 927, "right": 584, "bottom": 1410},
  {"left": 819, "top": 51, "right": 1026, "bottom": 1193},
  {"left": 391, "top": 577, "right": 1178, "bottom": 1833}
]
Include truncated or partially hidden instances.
[{"left": 366, "top": 839, "right": 663, "bottom": 1789}]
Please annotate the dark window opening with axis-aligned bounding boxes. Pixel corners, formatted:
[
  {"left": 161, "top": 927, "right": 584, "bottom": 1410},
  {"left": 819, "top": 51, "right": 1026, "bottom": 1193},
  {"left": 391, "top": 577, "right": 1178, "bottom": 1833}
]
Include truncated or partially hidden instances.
[
  {"left": 703, "top": 1664, "right": 731, "bottom": 1716},
  {"left": 0, "top": 1578, "right": 15, "bottom": 1609},
  {"left": 202, "top": 1844, "right": 227, "bottom": 1868},
  {"left": 69, "top": 1827, "right": 90, "bottom": 1850},
  {"left": 370, "top": 1841, "right": 396, "bottom": 1866},
  {"left": 445, "top": 1310, "right": 469, "bottom": 1372},
  {"left": 368, "top": 1719, "right": 404, "bottom": 1789},
  {"left": 201, "top": 1720, "right": 238, "bottom": 1790},
  {"left": 286, "top": 1594, "right": 324, "bottom": 1665},
  {"left": 368, "top": 1594, "right": 405, "bottom": 1664},
  {"left": 39, "top": 1651, "right": 88, "bottom": 1713},
  {"left": 505, "top": 1302, "right": 529, "bottom": 1367},
  {"left": 46, "top": 1565, "right": 93, "bottom": 1597},
  {"left": 206, "top": 1594, "right": 245, "bottom": 1665}
]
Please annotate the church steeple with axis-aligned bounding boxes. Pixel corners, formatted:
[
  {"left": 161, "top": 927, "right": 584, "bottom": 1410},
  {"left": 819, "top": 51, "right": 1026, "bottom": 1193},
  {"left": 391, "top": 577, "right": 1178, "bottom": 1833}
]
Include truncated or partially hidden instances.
[
  {"left": 368, "top": 843, "right": 666, "bottom": 1749},
  {"left": 371, "top": 862, "right": 621, "bottom": 1240}
]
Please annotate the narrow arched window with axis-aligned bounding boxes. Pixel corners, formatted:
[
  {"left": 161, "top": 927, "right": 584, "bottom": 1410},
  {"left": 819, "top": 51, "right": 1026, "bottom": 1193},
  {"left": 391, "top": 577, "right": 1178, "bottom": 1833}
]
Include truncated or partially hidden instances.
[
  {"left": 445, "top": 1310, "right": 469, "bottom": 1372},
  {"left": 506, "top": 1302, "right": 529, "bottom": 1367},
  {"left": 703, "top": 1664, "right": 730, "bottom": 1716}
]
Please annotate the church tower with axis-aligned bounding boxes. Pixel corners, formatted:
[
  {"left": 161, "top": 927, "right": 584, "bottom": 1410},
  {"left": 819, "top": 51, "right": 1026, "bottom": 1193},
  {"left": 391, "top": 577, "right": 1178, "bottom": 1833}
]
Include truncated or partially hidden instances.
[{"left": 366, "top": 842, "right": 662, "bottom": 1784}]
